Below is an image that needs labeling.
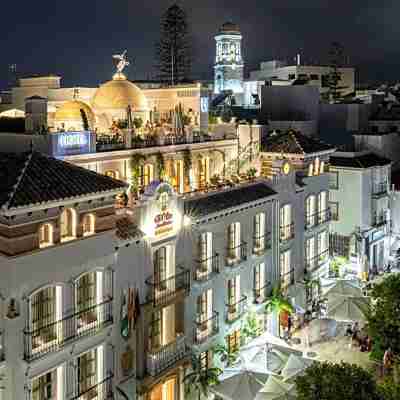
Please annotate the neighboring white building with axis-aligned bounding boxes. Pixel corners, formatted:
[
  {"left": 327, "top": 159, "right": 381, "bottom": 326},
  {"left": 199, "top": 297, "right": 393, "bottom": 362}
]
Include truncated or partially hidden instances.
[
  {"left": 329, "top": 150, "right": 392, "bottom": 278},
  {"left": 249, "top": 60, "right": 355, "bottom": 96}
]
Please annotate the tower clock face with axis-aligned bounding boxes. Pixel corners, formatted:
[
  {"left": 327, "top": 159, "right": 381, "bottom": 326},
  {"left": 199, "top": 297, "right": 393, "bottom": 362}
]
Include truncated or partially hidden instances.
[{"left": 283, "top": 162, "right": 291, "bottom": 175}]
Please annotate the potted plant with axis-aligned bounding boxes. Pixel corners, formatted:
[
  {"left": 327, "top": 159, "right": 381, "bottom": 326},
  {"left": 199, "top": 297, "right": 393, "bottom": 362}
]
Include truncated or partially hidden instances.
[{"left": 247, "top": 167, "right": 257, "bottom": 180}]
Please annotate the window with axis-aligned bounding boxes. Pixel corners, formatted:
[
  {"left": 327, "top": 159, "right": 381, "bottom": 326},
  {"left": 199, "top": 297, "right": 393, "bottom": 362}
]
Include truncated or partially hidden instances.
[
  {"left": 310, "top": 74, "right": 319, "bottom": 80},
  {"left": 199, "top": 232, "right": 212, "bottom": 272},
  {"left": 39, "top": 223, "right": 53, "bottom": 248},
  {"left": 227, "top": 222, "right": 240, "bottom": 259},
  {"left": 318, "top": 231, "right": 328, "bottom": 262},
  {"left": 150, "top": 310, "right": 162, "bottom": 349},
  {"left": 30, "top": 286, "right": 58, "bottom": 351},
  {"left": 329, "top": 171, "right": 339, "bottom": 190},
  {"left": 320, "top": 161, "right": 325, "bottom": 174},
  {"left": 197, "top": 289, "right": 212, "bottom": 325},
  {"left": 280, "top": 204, "right": 293, "bottom": 241},
  {"left": 306, "top": 195, "right": 316, "bottom": 228},
  {"left": 76, "top": 271, "right": 98, "bottom": 328},
  {"left": 226, "top": 330, "right": 240, "bottom": 354},
  {"left": 31, "top": 370, "right": 57, "bottom": 400},
  {"left": 305, "top": 237, "right": 315, "bottom": 271},
  {"left": 142, "top": 164, "right": 154, "bottom": 187},
  {"left": 254, "top": 213, "right": 266, "bottom": 251},
  {"left": 60, "top": 208, "right": 76, "bottom": 242},
  {"left": 199, "top": 350, "right": 213, "bottom": 371},
  {"left": 82, "top": 214, "right": 95, "bottom": 237},
  {"left": 288, "top": 74, "right": 296, "bottom": 80},
  {"left": 77, "top": 349, "right": 98, "bottom": 397},
  {"left": 105, "top": 170, "right": 120, "bottom": 179},
  {"left": 308, "top": 163, "right": 314, "bottom": 177},
  {"left": 329, "top": 202, "right": 339, "bottom": 221},
  {"left": 154, "top": 247, "right": 167, "bottom": 289},
  {"left": 280, "top": 250, "right": 292, "bottom": 288},
  {"left": 314, "top": 158, "right": 320, "bottom": 176},
  {"left": 318, "top": 191, "right": 328, "bottom": 223},
  {"left": 254, "top": 263, "right": 265, "bottom": 298}
]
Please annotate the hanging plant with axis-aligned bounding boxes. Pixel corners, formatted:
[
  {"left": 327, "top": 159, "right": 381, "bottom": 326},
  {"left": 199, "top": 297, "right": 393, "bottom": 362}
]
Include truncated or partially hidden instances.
[
  {"left": 156, "top": 152, "right": 165, "bottom": 180},
  {"left": 130, "top": 153, "right": 146, "bottom": 195}
]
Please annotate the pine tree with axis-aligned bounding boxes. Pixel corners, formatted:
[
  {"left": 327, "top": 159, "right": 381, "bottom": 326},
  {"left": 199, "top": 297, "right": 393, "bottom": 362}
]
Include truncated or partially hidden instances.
[{"left": 155, "top": 3, "right": 192, "bottom": 84}]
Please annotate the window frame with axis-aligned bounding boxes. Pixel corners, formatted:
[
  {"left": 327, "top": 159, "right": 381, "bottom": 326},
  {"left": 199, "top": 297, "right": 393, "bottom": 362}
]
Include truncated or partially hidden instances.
[
  {"left": 329, "top": 201, "right": 339, "bottom": 221},
  {"left": 329, "top": 171, "right": 339, "bottom": 190}
]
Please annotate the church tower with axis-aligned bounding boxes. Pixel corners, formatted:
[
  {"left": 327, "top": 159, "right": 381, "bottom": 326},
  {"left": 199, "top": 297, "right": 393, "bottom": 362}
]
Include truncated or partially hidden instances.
[{"left": 214, "top": 22, "right": 244, "bottom": 97}]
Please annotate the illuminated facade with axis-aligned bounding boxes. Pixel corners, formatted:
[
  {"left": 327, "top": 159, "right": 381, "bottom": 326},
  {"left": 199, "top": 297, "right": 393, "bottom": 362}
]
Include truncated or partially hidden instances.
[{"left": 214, "top": 22, "right": 244, "bottom": 97}]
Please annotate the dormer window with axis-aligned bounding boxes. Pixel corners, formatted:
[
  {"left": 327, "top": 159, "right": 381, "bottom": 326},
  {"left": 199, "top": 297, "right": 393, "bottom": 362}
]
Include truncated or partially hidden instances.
[
  {"left": 39, "top": 223, "right": 53, "bottom": 248},
  {"left": 60, "top": 208, "right": 77, "bottom": 243},
  {"left": 82, "top": 214, "right": 95, "bottom": 237}
]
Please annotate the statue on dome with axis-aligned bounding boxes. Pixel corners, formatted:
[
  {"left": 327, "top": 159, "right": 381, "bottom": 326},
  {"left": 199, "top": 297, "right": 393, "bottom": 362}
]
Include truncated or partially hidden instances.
[{"left": 112, "top": 50, "right": 130, "bottom": 79}]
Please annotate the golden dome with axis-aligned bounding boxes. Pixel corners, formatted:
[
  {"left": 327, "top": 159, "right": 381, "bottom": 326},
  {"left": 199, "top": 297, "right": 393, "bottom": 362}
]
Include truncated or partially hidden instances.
[
  {"left": 92, "top": 76, "right": 147, "bottom": 111},
  {"left": 54, "top": 101, "right": 94, "bottom": 122}
]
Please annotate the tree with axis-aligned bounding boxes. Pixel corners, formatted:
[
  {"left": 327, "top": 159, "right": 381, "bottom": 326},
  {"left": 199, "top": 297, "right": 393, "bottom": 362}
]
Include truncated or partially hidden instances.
[
  {"left": 183, "top": 358, "right": 221, "bottom": 400},
  {"left": 130, "top": 153, "right": 146, "bottom": 195},
  {"left": 265, "top": 285, "right": 294, "bottom": 315},
  {"left": 325, "top": 42, "right": 348, "bottom": 103},
  {"left": 366, "top": 274, "right": 400, "bottom": 360},
  {"left": 295, "top": 362, "right": 381, "bottom": 400},
  {"left": 80, "top": 109, "right": 89, "bottom": 131},
  {"left": 155, "top": 3, "right": 192, "bottom": 84},
  {"left": 379, "top": 377, "right": 400, "bottom": 400}
]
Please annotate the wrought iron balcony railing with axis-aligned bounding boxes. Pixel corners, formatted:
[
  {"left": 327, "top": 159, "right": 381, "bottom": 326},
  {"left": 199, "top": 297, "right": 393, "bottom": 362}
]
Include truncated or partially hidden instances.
[
  {"left": 253, "top": 234, "right": 271, "bottom": 255},
  {"left": 145, "top": 267, "right": 190, "bottom": 307},
  {"left": 194, "top": 254, "right": 219, "bottom": 282},
  {"left": 194, "top": 311, "right": 219, "bottom": 345},
  {"left": 372, "top": 182, "right": 388, "bottom": 197},
  {"left": 304, "top": 249, "right": 329, "bottom": 273},
  {"left": 70, "top": 374, "right": 114, "bottom": 400},
  {"left": 24, "top": 299, "right": 113, "bottom": 362},
  {"left": 305, "top": 210, "right": 331, "bottom": 229},
  {"left": 280, "top": 223, "right": 295, "bottom": 242},
  {"left": 146, "top": 334, "right": 188, "bottom": 377},
  {"left": 226, "top": 242, "right": 248, "bottom": 266},
  {"left": 225, "top": 295, "right": 247, "bottom": 323},
  {"left": 253, "top": 282, "right": 271, "bottom": 304}
]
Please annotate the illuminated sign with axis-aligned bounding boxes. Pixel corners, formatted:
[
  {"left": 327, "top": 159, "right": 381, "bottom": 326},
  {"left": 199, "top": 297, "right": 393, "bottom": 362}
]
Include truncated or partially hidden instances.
[
  {"left": 52, "top": 131, "right": 95, "bottom": 157},
  {"left": 154, "top": 187, "right": 174, "bottom": 236}
]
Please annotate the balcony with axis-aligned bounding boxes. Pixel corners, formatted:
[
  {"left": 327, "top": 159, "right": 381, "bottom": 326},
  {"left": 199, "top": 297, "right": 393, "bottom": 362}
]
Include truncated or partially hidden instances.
[
  {"left": 226, "top": 242, "right": 248, "bottom": 267},
  {"left": 146, "top": 334, "right": 188, "bottom": 377},
  {"left": 145, "top": 267, "right": 190, "bottom": 307},
  {"left": 194, "top": 254, "right": 220, "bottom": 283},
  {"left": 194, "top": 312, "right": 219, "bottom": 345},
  {"left": 373, "top": 215, "right": 388, "bottom": 229},
  {"left": 305, "top": 210, "right": 331, "bottom": 230},
  {"left": 305, "top": 249, "right": 329, "bottom": 274},
  {"left": 70, "top": 374, "right": 114, "bottom": 400},
  {"left": 280, "top": 223, "right": 295, "bottom": 243},
  {"left": 372, "top": 182, "right": 388, "bottom": 198},
  {"left": 253, "top": 283, "right": 271, "bottom": 304},
  {"left": 24, "top": 299, "right": 113, "bottom": 362},
  {"left": 225, "top": 295, "right": 248, "bottom": 323},
  {"left": 253, "top": 234, "right": 271, "bottom": 256}
]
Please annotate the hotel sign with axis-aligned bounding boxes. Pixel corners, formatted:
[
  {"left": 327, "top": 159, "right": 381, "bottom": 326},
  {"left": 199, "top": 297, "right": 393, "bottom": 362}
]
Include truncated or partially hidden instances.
[
  {"left": 52, "top": 131, "right": 95, "bottom": 157},
  {"left": 154, "top": 185, "right": 174, "bottom": 236}
]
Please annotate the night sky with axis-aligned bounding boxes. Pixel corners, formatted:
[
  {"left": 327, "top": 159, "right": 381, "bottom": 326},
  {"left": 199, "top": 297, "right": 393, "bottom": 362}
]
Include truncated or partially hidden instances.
[{"left": 1, "top": 0, "right": 399, "bottom": 90}]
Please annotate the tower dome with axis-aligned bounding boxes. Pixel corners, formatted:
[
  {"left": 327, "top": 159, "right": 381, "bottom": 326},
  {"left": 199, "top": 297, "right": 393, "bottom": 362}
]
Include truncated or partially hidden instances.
[{"left": 219, "top": 22, "right": 240, "bottom": 34}]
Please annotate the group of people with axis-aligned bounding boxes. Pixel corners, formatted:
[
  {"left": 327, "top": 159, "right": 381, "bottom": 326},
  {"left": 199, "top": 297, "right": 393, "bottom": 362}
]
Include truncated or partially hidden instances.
[{"left": 345, "top": 322, "right": 372, "bottom": 352}]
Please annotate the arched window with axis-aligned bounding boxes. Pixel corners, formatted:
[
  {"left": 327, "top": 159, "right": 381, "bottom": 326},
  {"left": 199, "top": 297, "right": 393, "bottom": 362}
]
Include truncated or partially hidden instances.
[
  {"left": 82, "top": 214, "right": 95, "bottom": 237},
  {"left": 60, "top": 208, "right": 77, "bottom": 242},
  {"left": 105, "top": 170, "right": 120, "bottom": 180},
  {"left": 39, "top": 223, "right": 53, "bottom": 248}
]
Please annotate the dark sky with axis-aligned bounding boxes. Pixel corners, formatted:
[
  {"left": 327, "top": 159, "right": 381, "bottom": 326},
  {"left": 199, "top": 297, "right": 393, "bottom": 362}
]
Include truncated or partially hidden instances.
[{"left": 1, "top": 0, "right": 399, "bottom": 90}]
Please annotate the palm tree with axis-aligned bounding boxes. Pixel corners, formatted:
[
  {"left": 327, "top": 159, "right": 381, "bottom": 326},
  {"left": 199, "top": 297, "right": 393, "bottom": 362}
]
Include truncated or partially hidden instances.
[{"left": 184, "top": 360, "right": 222, "bottom": 400}]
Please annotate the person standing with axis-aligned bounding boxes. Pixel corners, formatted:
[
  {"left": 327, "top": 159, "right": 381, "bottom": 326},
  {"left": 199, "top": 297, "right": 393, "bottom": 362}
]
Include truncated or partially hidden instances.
[{"left": 383, "top": 348, "right": 394, "bottom": 376}]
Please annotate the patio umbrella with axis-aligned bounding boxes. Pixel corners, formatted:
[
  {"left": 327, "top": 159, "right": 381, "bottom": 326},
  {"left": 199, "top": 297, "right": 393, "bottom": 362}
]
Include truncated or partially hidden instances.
[
  {"left": 327, "top": 295, "right": 370, "bottom": 321},
  {"left": 240, "top": 345, "right": 290, "bottom": 374},
  {"left": 255, "top": 375, "right": 297, "bottom": 400},
  {"left": 323, "top": 280, "right": 363, "bottom": 298},
  {"left": 280, "top": 354, "right": 314, "bottom": 381},
  {"left": 212, "top": 370, "right": 269, "bottom": 400}
]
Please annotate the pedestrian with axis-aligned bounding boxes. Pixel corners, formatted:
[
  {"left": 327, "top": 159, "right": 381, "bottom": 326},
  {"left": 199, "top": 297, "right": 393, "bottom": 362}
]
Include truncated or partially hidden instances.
[
  {"left": 287, "top": 314, "right": 292, "bottom": 338},
  {"left": 383, "top": 348, "right": 394, "bottom": 376}
]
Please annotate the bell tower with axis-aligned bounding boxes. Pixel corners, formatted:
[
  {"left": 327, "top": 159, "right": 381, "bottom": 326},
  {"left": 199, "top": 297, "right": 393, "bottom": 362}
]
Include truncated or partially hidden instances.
[{"left": 214, "top": 22, "right": 244, "bottom": 97}]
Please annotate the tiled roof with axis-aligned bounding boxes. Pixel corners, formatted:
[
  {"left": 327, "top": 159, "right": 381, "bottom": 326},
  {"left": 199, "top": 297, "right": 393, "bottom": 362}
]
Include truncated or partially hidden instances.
[
  {"left": 262, "top": 130, "right": 335, "bottom": 155},
  {"left": 184, "top": 183, "right": 276, "bottom": 219},
  {"left": 116, "top": 217, "right": 144, "bottom": 241},
  {"left": 330, "top": 153, "right": 391, "bottom": 169},
  {"left": 0, "top": 151, "right": 127, "bottom": 211}
]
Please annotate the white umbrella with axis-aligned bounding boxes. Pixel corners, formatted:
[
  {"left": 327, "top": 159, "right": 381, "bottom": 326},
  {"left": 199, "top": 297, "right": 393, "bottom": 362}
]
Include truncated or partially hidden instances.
[
  {"left": 327, "top": 295, "right": 370, "bottom": 321},
  {"left": 255, "top": 375, "right": 297, "bottom": 400},
  {"left": 280, "top": 354, "right": 314, "bottom": 381},
  {"left": 212, "top": 370, "right": 269, "bottom": 400},
  {"left": 323, "top": 280, "right": 362, "bottom": 298}
]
